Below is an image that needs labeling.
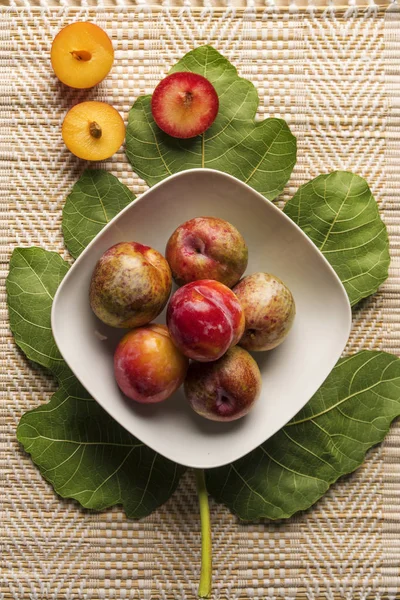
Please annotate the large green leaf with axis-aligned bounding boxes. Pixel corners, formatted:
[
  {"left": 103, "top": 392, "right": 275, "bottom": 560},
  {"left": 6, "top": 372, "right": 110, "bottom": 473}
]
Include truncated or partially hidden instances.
[
  {"left": 17, "top": 373, "right": 184, "bottom": 518},
  {"left": 283, "top": 171, "right": 390, "bottom": 306},
  {"left": 6, "top": 247, "right": 70, "bottom": 380},
  {"left": 126, "top": 46, "right": 297, "bottom": 200},
  {"left": 206, "top": 351, "right": 400, "bottom": 521},
  {"left": 63, "top": 169, "right": 136, "bottom": 259},
  {"left": 7, "top": 247, "right": 185, "bottom": 517}
]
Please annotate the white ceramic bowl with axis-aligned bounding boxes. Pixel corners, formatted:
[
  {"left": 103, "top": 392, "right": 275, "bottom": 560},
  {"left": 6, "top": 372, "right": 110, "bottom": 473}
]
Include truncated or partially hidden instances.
[{"left": 52, "top": 169, "right": 352, "bottom": 469}]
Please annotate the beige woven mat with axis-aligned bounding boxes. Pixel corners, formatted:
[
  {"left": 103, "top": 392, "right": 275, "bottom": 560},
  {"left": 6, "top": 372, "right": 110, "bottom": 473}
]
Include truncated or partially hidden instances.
[{"left": 1, "top": 3, "right": 400, "bottom": 599}]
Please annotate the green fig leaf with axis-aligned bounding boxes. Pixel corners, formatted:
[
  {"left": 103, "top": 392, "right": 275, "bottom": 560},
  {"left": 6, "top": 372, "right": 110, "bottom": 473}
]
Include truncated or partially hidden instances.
[
  {"left": 283, "top": 171, "right": 390, "bottom": 306},
  {"left": 7, "top": 247, "right": 185, "bottom": 517},
  {"left": 126, "top": 45, "right": 297, "bottom": 200},
  {"left": 6, "top": 247, "right": 71, "bottom": 381},
  {"left": 16, "top": 373, "right": 184, "bottom": 518},
  {"left": 63, "top": 169, "right": 136, "bottom": 259},
  {"left": 206, "top": 351, "right": 400, "bottom": 521}
]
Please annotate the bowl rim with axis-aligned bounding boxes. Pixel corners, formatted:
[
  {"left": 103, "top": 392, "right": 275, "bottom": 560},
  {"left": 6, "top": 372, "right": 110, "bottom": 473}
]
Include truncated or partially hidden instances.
[{"left": 51, "top": 167, "right": 352, "bottom": 468}]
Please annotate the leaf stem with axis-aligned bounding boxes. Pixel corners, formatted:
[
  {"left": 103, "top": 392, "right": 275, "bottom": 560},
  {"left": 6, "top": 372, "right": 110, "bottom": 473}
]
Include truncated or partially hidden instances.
[{"left": 195, "top": 469, "right": 212, "bottom": 598}]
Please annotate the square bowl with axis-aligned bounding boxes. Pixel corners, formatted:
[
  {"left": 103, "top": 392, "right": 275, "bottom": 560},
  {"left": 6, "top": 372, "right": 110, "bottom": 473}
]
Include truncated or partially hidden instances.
[{"left": 51, "top": 168, "right": 352, "bottom": 469}]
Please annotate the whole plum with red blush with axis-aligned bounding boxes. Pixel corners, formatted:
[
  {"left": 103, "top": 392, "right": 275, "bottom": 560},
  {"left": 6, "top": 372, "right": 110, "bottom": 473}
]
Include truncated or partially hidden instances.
[
  {"left": 165, "top": 216, "right": 248, "bottom": 287},
  {"left": 166, "top": 279, "right": 245, "bottom": 362},
  {"left": 89, "top": 241, "right": 172, "bottom": 328},
  {"left": 184, "top": 346, "right": 261, "bottom": 421},
  {"left": 114, "top": 324, "right": 189, "bottom": 404}
]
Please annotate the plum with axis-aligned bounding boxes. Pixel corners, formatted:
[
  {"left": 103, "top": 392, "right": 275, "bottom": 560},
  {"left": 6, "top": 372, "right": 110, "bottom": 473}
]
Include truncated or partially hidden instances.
[
  {"left": 234, "top": 272, "right": 295, "bottom": 351},
  {"left": 114, "top": 324, "right": 188, "bottom": 403},
  {"left": 166, "top": 216, "right": 248, "bottom": 287},
  {"left": 184, "top": 346, "right": 261, "bottom": 421},
  {"left": 167, "top": 279, "right": 245, "bottom": 362},
  {"left": 90, "top": 241, "right": 172, "bottom": 328}
]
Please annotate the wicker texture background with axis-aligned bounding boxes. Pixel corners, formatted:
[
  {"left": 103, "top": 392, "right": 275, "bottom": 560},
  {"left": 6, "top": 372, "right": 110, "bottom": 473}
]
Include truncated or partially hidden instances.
[{"left": 1, "top": 4, "right": 400, "bottom": 599}]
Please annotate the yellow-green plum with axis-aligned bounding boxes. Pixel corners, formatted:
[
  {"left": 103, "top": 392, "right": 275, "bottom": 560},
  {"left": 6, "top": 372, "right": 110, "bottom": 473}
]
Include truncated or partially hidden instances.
[
  {"left": 90, "top": 241, "right": 172, "bottom": 328},
  {"left": 184, "top": 346, "right": 262, "bottom": 421},
  {"left": 165, "top": 217, "right": 248, "bottom": 287},
  {"left": 167, "top": 279, "right": 245, "bottom": 362},
  {"left": 114, "top": 324, "right": 189, "bottom": 403},
  {"left": 233, "top": 272, "right": 295, "bottom": 351}
]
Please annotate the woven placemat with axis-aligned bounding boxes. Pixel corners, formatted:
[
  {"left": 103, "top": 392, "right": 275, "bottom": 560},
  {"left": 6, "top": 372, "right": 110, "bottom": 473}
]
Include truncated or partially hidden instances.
[{"left": 1, "top": 3, "right": 400, "bottom": 599}]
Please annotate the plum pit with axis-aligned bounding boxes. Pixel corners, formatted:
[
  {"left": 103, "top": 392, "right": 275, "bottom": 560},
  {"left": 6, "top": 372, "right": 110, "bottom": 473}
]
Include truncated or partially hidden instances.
[{"left": 70, "top": 50, "right": 92, "bottom": 62}]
